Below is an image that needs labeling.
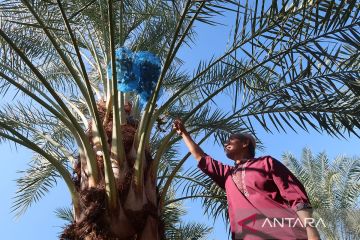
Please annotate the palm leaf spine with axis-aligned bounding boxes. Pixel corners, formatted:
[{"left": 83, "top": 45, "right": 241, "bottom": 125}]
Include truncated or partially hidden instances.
[
  {"left": 159, "top": 131, "right": 213, "bottom": 208},
  {"left": 165, "top": 195, "right": 226, "bottom": 206},
  {"left": 133, "top": 0, "right": 193, "bottom": 189},
  {"left": 21, "top": 0, "right": 93, "bottom": 110},
  {"left": 233, "top": 70, "right": 358, "bottom": 119},
  {"left": 0, "top": 64, "right": 64, "bottom": 114},
  {"left": 0, "top": 123, "right": 79, "bottom": 216},
  {"left": 154, "top": 1, "right": 324, "bottom": 119},
  {"left": 82, "top": 17, "right": 107, "bottom": 95},
  {"left": 15, "top": 121, "right": 76, "bottom": 164},
  {"left": 57, "top": 0, "right": 117, "bottom": 189},
  {"left": 0, "top": 32, "right": 99, "bottom": 184},
  {"left": 154, "top": 20, "right": 358, "bottom": 164}
]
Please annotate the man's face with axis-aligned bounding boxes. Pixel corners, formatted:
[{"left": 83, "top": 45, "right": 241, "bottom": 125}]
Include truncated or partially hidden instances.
[{"left": 224, "top": 138, "right": 247, "bottom": 160}]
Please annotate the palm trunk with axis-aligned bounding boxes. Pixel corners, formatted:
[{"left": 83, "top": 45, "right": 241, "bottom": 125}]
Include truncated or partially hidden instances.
[{"left": 61, "top": 102, "right": 163, "bottom": 240}]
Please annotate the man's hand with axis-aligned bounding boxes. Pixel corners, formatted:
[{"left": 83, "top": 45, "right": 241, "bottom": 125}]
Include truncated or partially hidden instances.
[
  {"left": 296, "top": 209, "right": 321, "bottom": 240},
  {"left": 173, "top": 119, "right": 187, "bottom": 135}
]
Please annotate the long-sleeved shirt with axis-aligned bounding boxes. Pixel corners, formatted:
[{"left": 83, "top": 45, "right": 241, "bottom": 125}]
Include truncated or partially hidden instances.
[{"left": 198, "top": 155, "right": 311, "bottom": 240}]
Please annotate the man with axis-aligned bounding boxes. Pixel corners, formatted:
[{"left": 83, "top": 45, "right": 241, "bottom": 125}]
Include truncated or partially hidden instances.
[{"left": 173, "top": 119, "right": 320, "bottom": 240}]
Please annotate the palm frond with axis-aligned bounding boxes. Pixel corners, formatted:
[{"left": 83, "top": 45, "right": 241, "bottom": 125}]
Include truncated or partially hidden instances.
[
  {"left": 55, "top": 206, "right": 74, "bottom": 223},
  {"left": 174, "top": 167, "right": 228, "bottom": 226},
  {"left": 0, "top": 102, "right": 77, "bottom": 160},
  {"left": 12, "top": 154, "right": 59, "bottom": 218},
  {"left": 160, "top": 187, "right": 213, "bottom": 240},
  {"left": 160, "top": 0, "right": 360, "bottom": 140},
  {"left": 166, "top": 222, "right": 212, "bottom": 240},
  {"left": 283, "top": 148, "right": 360, "bottom": 239}
]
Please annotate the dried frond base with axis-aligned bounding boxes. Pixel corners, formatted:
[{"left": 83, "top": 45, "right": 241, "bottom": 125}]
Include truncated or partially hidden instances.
[{"left": 60, "top": 188, "right": 112, "bottom": 240}]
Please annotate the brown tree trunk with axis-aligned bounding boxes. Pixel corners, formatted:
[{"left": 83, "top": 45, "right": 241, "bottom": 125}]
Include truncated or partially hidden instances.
[{"left": 61, "top": 103, "right": 164, "bottom": 240}]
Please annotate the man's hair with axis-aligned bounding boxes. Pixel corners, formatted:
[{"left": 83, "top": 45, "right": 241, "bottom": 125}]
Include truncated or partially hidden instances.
[{"left": 229, "top": 133, "right": 256, "bottom": 158}]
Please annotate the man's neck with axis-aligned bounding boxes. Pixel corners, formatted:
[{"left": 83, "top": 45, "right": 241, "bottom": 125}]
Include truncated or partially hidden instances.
[{"left": 235, "top": 154, "right": 253, "bottom": 165}]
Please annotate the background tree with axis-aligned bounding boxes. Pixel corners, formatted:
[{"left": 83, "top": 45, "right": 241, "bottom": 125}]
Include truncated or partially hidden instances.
[
  {"left": 0, "top": 0, "right": 359, "bottom": 239},
  {"left": 283, "top": 149, "right": 360, "bottom": 240}
]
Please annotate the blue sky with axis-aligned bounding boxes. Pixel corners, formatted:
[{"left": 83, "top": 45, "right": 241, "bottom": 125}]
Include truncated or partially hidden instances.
[{"left": 1, "top": 5, "right": 360, "bottom": 240}]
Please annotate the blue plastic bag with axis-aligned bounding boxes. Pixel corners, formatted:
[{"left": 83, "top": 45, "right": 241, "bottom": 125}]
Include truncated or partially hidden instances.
[
  {"left": 107, "top": 48, "right": 162, "bottom": 105},
  {"left": 107, "top": 47, "right": 138, "bottom": 92}
]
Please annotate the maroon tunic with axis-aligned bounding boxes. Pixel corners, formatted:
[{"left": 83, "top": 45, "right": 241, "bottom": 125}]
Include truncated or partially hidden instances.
[{"left": 198, "top": 155, "right": 311, "bottom": 240}]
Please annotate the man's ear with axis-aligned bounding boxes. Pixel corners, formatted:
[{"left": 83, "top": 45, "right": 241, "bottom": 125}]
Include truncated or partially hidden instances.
[{"left": 242, "top": 140, "right": 250, "bottom": 148}]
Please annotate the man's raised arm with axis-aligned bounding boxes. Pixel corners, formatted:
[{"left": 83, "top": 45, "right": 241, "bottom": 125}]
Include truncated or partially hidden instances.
[{"left": 172, "top": 119, "right": 205, "bottom": 161}]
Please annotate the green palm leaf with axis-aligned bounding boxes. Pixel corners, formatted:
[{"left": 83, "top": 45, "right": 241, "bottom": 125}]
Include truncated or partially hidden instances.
[
  {"left": 283, "top": 148, "right": 360, "bottom": 239},
  {"left": 12, "top": 154, "right": 59, "bottom": 218}
]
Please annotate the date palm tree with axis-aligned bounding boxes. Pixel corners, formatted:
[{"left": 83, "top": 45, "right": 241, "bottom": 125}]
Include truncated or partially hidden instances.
[
  {"left": 283, "top": 149, "right": 360, "bottom": 240},
  {"left": 0, "top": 0, "right": 359, "bottom": 239}
]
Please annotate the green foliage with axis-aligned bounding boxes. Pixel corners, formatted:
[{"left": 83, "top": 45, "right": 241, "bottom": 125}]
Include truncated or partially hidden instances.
[
  {"left": 169, "top": 167, "right": 228, "bottom": 230},
  {"left": 165, "top": 222, "right": 213, "bottom": 240},
  {"left": 283, "top": 148, "right": 360, "bottom": 239},
  {"left": 161, "top": 188, "right": 213, "bottom": 240},
  {"left": 12, "top": 154, "right": 59, "bottom": 218},
  {"left": 55, "top": 206, "right": 74, "bottom": 223}
]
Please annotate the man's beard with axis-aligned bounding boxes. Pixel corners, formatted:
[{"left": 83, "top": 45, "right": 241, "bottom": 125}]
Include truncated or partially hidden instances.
[{"left": 225, "top": 151, "right": 235, "bottom": 160}]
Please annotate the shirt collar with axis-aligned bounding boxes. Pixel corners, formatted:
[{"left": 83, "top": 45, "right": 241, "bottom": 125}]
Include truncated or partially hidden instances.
[{"left": 234, "top": 158, "right": 251, "bottom": 167}]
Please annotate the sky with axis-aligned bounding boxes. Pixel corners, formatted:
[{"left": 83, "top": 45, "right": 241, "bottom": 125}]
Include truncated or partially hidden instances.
[{"left": 1, "top": 4, "right": 360, "bottom": 240}]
